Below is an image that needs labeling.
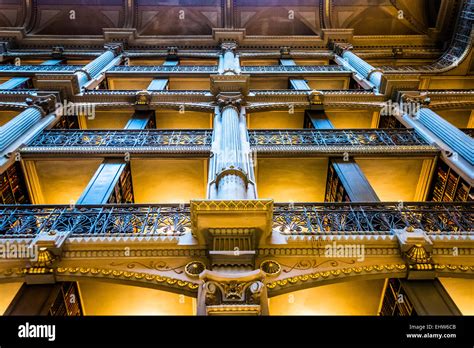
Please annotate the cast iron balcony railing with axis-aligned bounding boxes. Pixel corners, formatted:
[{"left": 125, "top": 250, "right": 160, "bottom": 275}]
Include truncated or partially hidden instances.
[
  {"left": 0, "top": 65, "right": 81, "bottom": 75},
  {"left": 240, "top": 65, "right": 349, "bottom": 73},
  {"left": 106, "top": 65, "right": 349, "bottom": 75},
  {"left": 22, "top": 129, "right": 437, "bottom": 155},
  {"left": 108, "top": 65, "right": 218, "bottom": 74},
  {"left": 0, "top": 205, "right": 191, "bottom": 238},
  {"left": 273, "top": 202, "right": 473, "bottom": 237},
  {"left": 250, "top": 129, "right": 427, "bottom": 146},
  {"left": 23, "top": 129, "right": 213, "bottom": 154},
  {"left": 0, "top": 203, "right": 471, "bottom": 239},
  {"left": 249, "top": 129, "right": 436, "bottom": 154}
]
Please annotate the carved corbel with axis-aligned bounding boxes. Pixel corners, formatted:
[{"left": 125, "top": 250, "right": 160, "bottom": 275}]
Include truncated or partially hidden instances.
[
  {"left": 308, "top": 90, "right": 324, "bottom": 105},
  {"left": 135, "top": 90, "right": 152, "bottom": 110},
  {"left": 400, "top": 92, "right": 431, "bottom": 117},
  {"left": 167, "top": 46, "right": 178, "bottom": 61},
  {"left": 104, "top": 42, "right": 123, "bottom": 56},
  {"left": 25, "top": 94, "right": 57, "bottom": 116},
  {"left": 280, "top": 46, "right": 291, "bottom": 59},
  {"left": 329, "top": 41, "right": 353, "bottom": 56},
  {"left": 221, "top": 41, "right": 238, "bottom": 53},
  {"left": 393, "top": 226, "right": 435, "bottom": 279},
  {"left": 216, "top": 92, "right": 243, "bottom": 110},
  {"left": 52, "top": 46, "right": 64, "bottom": 59},
  {"left": 23, "top": 247, "right": 59, "bottom": 284}
]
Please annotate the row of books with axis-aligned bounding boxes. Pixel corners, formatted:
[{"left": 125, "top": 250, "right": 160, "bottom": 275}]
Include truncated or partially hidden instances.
[
  {"left": 379, "top": 278, "right": 416, "bottom": 316},
  {"left": 52, "top": 115, "right": 80, "bottom": 129},
  {"left": 0, "top": 163, "right": 29, "bottom": 204},
  {"left": 108, "top": 163, "right": 135, "bottom": 204},
  {"left": 325, "top": 163, "right": 351, "bottom": 202},
  {"left": 430, "top": 159, "right": 472, "bottom": 202},
  {"left": 378, "top": 115, "right": 404, "bottom": 129},
  {"left": 49, "top": 282, "right": 83, "bottom": 316}
]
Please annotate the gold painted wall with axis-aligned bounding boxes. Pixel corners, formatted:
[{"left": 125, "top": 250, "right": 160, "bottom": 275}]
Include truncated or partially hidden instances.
[
  {"left": 248, "top": 110, "right": 304, "bottom": 129},
  {"left": 131, "top": 159, "right": 207, "bottom": 203},
  {"left": 34, "top": 159, "right": 103, "bottom": 204},
  {"left": 440, "top": 278, "right": 474, "bottom": 315},
  {"left": 269, "top": 279, "right": 385, "bottom": 315},
  {"left": 0, "top": 282, "right": 22, "bottom": 315},
  {"left": 356, "top": 158, "right": 424, "bottom": 201},
  {"left": 155, "top": 111, "right": 212, "bottom": 129},
  {"left": 78, "top": 281, "right": 195, "bottom": 315},
  {"left": 257, "top": 158, "right": 329, "bottom": 202}
]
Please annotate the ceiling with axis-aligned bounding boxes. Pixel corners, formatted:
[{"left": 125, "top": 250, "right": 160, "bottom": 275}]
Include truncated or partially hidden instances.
[{"left": 0, "top": 0, "right": 449, "bottom": 37}]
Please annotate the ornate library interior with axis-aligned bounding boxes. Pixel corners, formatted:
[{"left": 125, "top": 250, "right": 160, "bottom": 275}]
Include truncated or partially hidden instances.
[{"left": 0, "top": 0, "right": 472, "bottom": 317}]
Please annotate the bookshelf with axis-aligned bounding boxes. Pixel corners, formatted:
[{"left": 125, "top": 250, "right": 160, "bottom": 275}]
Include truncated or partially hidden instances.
[
  {"left": 379, "top": 278, "right": 416, "bottom": 316},
  {"left": 52, "top": 115, "right": 80, "bottom": 129},
  {"left": 378, "top": 115, "right": 405, "bottom": 129},
  {"left": 0, "top": 163, "right": 30, "bottom": 204},
  {"left": 108, "top": 163, "right": 135, "bottom": 203},
  {"left": 429, "top": 159, "right": 473, "bottom": 202},
  {"left": 324, "top": 161, "right": 351, "bottom": 202},
  {"left": 49, "top": 282, "right": 83, "bottom": 316},
  {"left": 145, "top": 112, "right": 156, "bottom": 129}
]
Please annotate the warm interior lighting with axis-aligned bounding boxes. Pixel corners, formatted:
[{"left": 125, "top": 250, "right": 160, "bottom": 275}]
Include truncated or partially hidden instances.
[
  {"left": 0, "top": 282, "right": 22, "bottom": 315},
  {"left": 78, "top": 281, "right": 195, "bottom": 315},
  {"left": 269, "top": 279, "right": 385, "bottom": 315},
  {"left": 440, "top": 278, "right": 474, "bottom": 315}
]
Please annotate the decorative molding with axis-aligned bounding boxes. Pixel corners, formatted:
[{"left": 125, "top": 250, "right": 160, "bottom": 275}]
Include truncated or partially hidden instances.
[
  {"left": 55, "top": 266, "right": 199, "bottom": 291},
  {"left": 266, "top": 264, "right": 408, "bottom": 290}
]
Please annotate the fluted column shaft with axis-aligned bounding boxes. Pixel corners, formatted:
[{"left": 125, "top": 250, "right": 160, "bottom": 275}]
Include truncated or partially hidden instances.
[
  {"left": 208, "top": 106, "right": 256, "bottom": 200},
  {"left": 75, "top": 48, "right": 120, "bottom": 87},
  {"left": 0, "top": 107, "right": 43, "bottom": 152},
  {"left": 341, "top": 50, "right": 382, "bottom": 89},
  {"left": 223, "top": 50, "right": 236, "bottom": 74},
  {"left": 217, "top": 106, "right": 244, "bottom": 170},
  {"left": 416, "top": 108, "right": 474, "bottom": 165},
  {"left": 218, "top": 43, "right": 240, "bottom": 75},
  {"left": 214, "top": 106, "right": 246, "bottom": 199}
]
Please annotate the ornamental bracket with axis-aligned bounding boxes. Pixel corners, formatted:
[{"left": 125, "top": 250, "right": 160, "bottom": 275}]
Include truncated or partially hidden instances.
[{"left": 393, "top": 226, "right": 435, "bottom": 279}]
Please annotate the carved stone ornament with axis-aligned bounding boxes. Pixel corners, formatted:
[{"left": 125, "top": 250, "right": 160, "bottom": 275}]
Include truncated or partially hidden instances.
[
  {"left": 260, "top": 260, "right": 282, "bottom": 277},
  {"left": 135, "top": 90, "right": 151, "bottom": 109},
  {"left": 309, "top": 90, "right": 324, "bottom": 105},
  {"left": 104, "top": 43, "right": 123, "bottom": 56},
  {"left": 185, "top": 261, "right": 206, "bottom": 277},
  {"left": 200, "top": 269, "right": 266, "bottom": 306},
  {"left": 280, "top": 46, "right": 291, "bottom": 58},
  {"left": 52, "top": 46, "right": 64, "bottom": 58},
  {"left": 401, "top": 92, "right": 431, "bottom": 107},
  {"left": 25, "top": 94, "right": 57, "bottom": 115},
  {"left": 216, "top": 92, "right": 243, "bottom": 109},
  {"left": 330, "top": 41, "right": 353, "bottom": 56},
  {"left": 221, "top": 41, "right": 238, "bottom": 53}
]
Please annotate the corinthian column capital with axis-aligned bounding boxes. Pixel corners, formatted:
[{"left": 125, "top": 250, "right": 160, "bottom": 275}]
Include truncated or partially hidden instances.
[{"left": 216, "top": 92, "right": 243, "bottom": 110}]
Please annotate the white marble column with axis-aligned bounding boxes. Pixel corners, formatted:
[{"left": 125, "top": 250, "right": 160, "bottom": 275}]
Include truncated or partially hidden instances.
[
  {"left": 334, "top": 43, "right": 382, "bottom": 91},
  {"left": 208, "top": 105, "right": 256, "bottom": 200},
  {"left": 0, "top": 96, "right": 56, "bottom": 154},
  {"left": 0, "top": 107, "right": 43, "bottom": 152},
  {"left": 218, "top": 42, "right": 240, "bottom": 75},
  {"left": 75, "top": 44, "right": 122, "bottom": 87},
  {"left": 416, "top": 108, "right": 473, "bottom": 165}
]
